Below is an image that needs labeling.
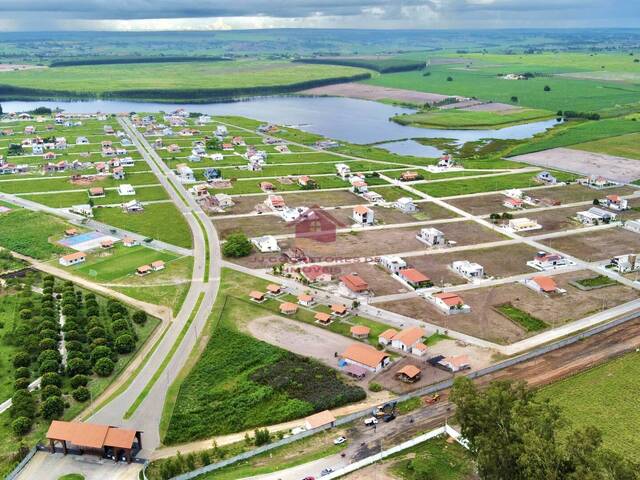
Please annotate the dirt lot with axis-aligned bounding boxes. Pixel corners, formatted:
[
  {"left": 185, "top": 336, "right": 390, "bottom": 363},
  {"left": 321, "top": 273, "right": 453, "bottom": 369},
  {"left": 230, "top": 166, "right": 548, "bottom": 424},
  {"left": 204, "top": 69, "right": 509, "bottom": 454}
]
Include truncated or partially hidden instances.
[
  {"left": 373, "top": 357, "right": 451, "bottom": 394},
  {"left": 529, "top": 184, "right": 637, "bottom": 204},
  {"left": 448, "top": 193, "right": 520, "bottom": 216},
  {"left": 378, "top": 269, "right": 638, "bottom": 344},
  {"left": 541, "top": 227, "right": 640, "bottom": 261},
  {"left": 457, "top": 102, "right": 522, "bottom": 112},
  {"left": 299, "top": 82, "right": 453, "bottom": 105},
  {"left": 212, "top": 215, "right": 294, "bottom": 239},
  {"left": 331, "top": 262, "right": 410, "bottom": 296},
  {"left": 329, "top": 202, "right": 457, "bottom": 226},
  {"left": 245, "top": 315, "right": 354, "bottom": 371},
  {"left": 407, "top": 243, "right": 539, "bottom": 286},
  {"left": 510, "top": 147, "right": 640, "bottom": 182}
]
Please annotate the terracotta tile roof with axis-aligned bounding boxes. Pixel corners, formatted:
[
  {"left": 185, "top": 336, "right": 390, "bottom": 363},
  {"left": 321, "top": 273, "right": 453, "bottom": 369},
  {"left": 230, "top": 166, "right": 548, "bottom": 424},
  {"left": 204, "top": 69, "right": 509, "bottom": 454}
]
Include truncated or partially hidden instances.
[
  {"left": 399, "top": 268, "right": 430, "bottom": 284},
  {"left": 249, "top": 291, "right": 265, "bottom": 300},
  {"left": 61, "top": 252, "right": 86, "bottom": 262},
  {"left": 353, "top": 205, "right": 371, "bottom": 215},
  {"left": 104, "top": 428, "right": 137, "bottom": 450},
  {"left": 305, "top": 410, "right": 335, "bottom": 429},
  {"left": 65, "top": 228, "right": 78, "bottom": 236},
  {"left": 298, "top": 294, "right": 314, "bottom": 303},
  {"left": 413, "top": 342, "right": 427, "bottom": 352},
  {"left": 341, "top": 343, "right": 388, "bottom": 369},
  {"left": 301, "top": 265, "right": 332, "bottom": 281},
  {"left": 279, "top": 302, "right": 298, "bottom": 314},
  {"left": 331, "top": 304, "right": 347, "bottom": 314},
  {"left": 340, "top": 274, "right": 369, "bottom": 292},
  {"left": 397, "top": 365, "right": 421, "bottom": 378},
  {"left": 393, "top": 327, "right": 424, "bottom": 347},
  {"left": 448, "top": 355, "right": 470, "bottom": 369},
  {"left": 151, "top": 260, "right": 165, "bottom": 268},
  {"left": 267, "top": 284, "right": 282, "bottom": 293},
  {"left": 315, "top": 312, "right": 332, "bottom": 323},
  {"left": 379, "top": 328, "right": 398, "bottom": 341},
  {"left": 47, "top": 421, "right": 139, "bottom": 450},
  {"left": 531, "top": 275, "right": 558, "bottom": 292},
  {"left": 350, "top": 325, "right": 370, "bottom": 336},
  {"left": 434, "top": 292, "right": 463, "bottom": 307},
  {"left": 606, "top": 194, "right": 621, "bottom": 202},
  {"left": 137, "top": 265, "right": 151, "bottom": 273}
]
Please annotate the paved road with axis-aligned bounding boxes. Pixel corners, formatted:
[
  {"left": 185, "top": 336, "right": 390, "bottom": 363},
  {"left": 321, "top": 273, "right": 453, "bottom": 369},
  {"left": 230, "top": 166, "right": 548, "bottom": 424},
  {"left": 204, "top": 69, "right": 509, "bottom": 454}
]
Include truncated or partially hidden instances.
[{"left": 88, "top": 118, "right": 222, "bottom": 455}]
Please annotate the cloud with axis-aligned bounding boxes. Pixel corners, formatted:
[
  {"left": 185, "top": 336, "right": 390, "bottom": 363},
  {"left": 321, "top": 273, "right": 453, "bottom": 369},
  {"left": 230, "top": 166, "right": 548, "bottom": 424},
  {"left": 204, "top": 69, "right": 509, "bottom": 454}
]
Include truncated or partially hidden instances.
[{"left": 0, "top": 0, "right": 636, "bottom": 30}]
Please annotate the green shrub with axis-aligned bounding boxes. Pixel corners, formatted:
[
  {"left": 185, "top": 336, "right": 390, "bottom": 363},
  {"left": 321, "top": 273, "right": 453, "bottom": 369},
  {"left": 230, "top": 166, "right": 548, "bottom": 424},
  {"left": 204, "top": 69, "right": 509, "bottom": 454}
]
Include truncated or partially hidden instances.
[
  {"left": 94, "top": 357, "right": 115, "bottom": 377},
  {"left": 41, "top": 396, "right": 65, "bottom": 420},
  {"left": 11, "top": 390, "right": 36, "bottom": 419},
  {"left": 11, "top": 416, "right": 32, "bottom": 436},
  {"left": 70, "top": 374, "right": 90, "bottom": 389},
  {"left": 72, "top": 387, "right": 90, "bottom": 402},
  {"left": 41, "top": 372, "right": 63, "bottom": 388},
  {"left": 14, "top": 378, "right": 30, "bottom": 391},
  {"left": 222, "top": 233, "right": 253, "bottom": 258},
  {"left": 114, "top": 334, "right": 135, "bottom": 354},
  {"left": 368, "top": 382, "right": 383, "bottom": 392}
]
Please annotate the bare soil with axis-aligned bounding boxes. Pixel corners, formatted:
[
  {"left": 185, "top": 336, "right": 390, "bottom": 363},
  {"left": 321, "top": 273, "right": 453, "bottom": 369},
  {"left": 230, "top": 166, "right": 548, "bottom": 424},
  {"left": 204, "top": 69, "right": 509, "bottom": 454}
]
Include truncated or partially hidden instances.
[
  {"left": 541, "top": 227, "right": 640, "bottom": 261},
  {"left": 373, "top": 357, "right": 451, "bottom": 395},
  {"left": 331, "top": 262, "right": 410, "bottom": 296},
  {"left": 300, "top": 82, "right": 454, "bottom": 105}
]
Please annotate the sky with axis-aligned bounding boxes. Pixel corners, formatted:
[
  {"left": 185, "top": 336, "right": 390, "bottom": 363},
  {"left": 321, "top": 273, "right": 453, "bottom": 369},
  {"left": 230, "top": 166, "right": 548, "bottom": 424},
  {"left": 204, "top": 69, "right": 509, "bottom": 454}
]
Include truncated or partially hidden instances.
[{"left": 0, "top": 0, "right": 637, "bottom": 30}]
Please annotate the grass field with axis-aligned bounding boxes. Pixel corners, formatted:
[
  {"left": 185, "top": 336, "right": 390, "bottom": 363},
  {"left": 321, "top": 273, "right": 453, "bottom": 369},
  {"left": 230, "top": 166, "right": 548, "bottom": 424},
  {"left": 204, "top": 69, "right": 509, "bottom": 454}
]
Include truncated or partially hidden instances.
[
  {"left": 495, "top": 303, "right": 548, "bottom": 332},
  {"left": 0, "top": 208, "right": 69, "bottom": 259},
  {"left": 0, "top": 294, "right": 20, "bottom": 402},
  {"left": 93, "top": 203, "right": 192, "bottom": 249},
  {"left": 0, "top": 60, "right": 370, "bottom": 100},
  {"left": 572, "top": 132, "right": 640, "bottom": 160},
  {"left": 509, "top": 119, "right": 640, "bottom": 156},
  {"left": 393, "top": 108, "right": 553, "bottom": 129},
  {"left": 538, "top": 352, "right": 640, "bottom": 461}
]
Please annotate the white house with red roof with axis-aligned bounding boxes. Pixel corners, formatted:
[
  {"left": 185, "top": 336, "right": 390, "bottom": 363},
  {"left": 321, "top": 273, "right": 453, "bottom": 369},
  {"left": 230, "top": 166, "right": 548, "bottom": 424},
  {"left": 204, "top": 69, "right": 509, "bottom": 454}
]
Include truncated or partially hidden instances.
[
  {"left": 527, "top": 251, "right": 575, "bottom": 271},
  {"left": 523, "top": 275, "right": 563, "bottom": 294},
  {"left": 429, "top": 292, "right": 470, "bottom": 315},
  {"left": 352, "top": 205, "right": 374, "bottom": 225},
  {"left": 604, "top": 195, "right": 629, "bottom": 211}
]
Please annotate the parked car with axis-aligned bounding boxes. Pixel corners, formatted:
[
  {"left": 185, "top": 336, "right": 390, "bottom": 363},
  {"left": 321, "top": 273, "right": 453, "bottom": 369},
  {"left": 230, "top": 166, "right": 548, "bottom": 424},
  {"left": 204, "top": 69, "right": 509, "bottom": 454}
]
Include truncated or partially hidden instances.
[
  {"left": 364, "top": 417, "right": 379, "bottom": 426},
  {"left": 321, "top": 468, "right": 334, "bottom": 476},
  {"left": 333, "top": 436, "right": 347, "bottom": 445},
  {"left": 383, "top": 413, "right": 396, "bottom": 423}
]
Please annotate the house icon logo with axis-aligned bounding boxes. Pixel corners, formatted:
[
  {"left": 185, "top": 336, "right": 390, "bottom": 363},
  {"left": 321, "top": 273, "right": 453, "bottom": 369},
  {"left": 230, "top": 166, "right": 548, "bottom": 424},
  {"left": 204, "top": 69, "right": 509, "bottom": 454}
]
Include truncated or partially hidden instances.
[{"left": 291, "top": 206, "right": 345, "bottom": 245}]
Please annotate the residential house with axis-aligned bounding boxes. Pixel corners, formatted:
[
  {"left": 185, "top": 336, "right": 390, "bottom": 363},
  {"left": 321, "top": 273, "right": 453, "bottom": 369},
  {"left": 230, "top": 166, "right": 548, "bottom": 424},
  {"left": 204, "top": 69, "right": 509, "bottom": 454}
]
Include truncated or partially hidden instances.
[
  {"left": 249, "top": 291, "right": 266, "bottom": 303},
  {"left": 416, "top": 227, "right": 446, "bottom": 246},
  {"left": 123, "top": 237, "right": 139, "bottom": 247},
  {"left": 279, "top": 302, "right": 298, "bottom": 315},
  {"left": 266, "top": 194, "right": 286, "bottom": 211},
  {"left": 88, "top": 187, "right": 105, "bottom": 198},
  {"left": 176, "top": 164, "right": 196, "bottom": 183},
  {"left": 437, "top": 355, "right": 471, "bottom": 372},
  {"left": 379, "top": 255, "right": 407, "bottom": 274},
  {"left": 117, "top": 184, "right": 136, "bottom": 196},
  {"left": 151, "top": 261, "right": 165, "bottom": 271},
  {"left": 32, "top": 144, "right": 44, "bottom": 155},
  {"left": 203, "top": 168, "right": 222, "bottom": 181},
  {"left": 260, "top": 182, "right": 275, "bottom": 192},
  {"left": 350, "top": 325, "right": 370, "bottom": 340},
  {"left": 297, "top": 294, "right": 315, "bottom": 307},
  {"left": 503, "top": 197, "right": 524, "bottom": 209},
  {"left": 340, "top": 274, "right": 369, "bottom": 296},
  {"left": 267, "top": 284, "right": 283, "bottom": 296},
  {"left": 576, "top": 207, "right": 617, "bottom": 225},
  {"left": 398, "top": 268, "right": 432, "bottom": 289},
  {"left": 524, "top": 275, "right": 561, "bottom": 294},
  {"left": 70, "top": 204, "right": 93, "bottom": 217},
  {"left": 190, "top": 184, "right": 210, "bottom": 199},
  {"left": 395, "top": 197, "right": 417, "bottom": 213},
  {"left": 362, "top": 191, "right": 384, "bottom": 204},
  {"left": 430, "top": 292, "right": 470, "bottom": 315},
  {"left": 215, "top": 125, "right": 228, "bottom": 136},
  {"left": 103, "top": 125, "right": 115, "bottom": 134},
  {"left": 611, "top": 254, "right": 639, "bottom": 273},
  {"left": 136, "top": 265, "right": 152, "bottom": 276},
  {"left": 350, "top": 179, "right": 368, "bottom": 194},
  {"left": 378, "top": 329, "right": 398, "bottom": 346},
  {"left": 352, "top": 205, "right": 374, "bottom": 225},
  {"left": 340, "top": 343, "right": 390, "bottom": 373},
  {"left": 59, "top": 252, "right": 86, "bottom": 267},
  {"left": 112, "top": 167, "right": 125, "bottom": 180},
  {"left": 167, "top": 144, "right": 181, "bottom": 153},
  {"left": 275, "top": 145, "right": 290, "bottom": 153},
  {"left": 508, "top": 217, "right": 542, "bottom": 232},
  {"left": 95, "top": 162, "right": 108, "bottom": 174},
  {"left": 100, "top": 239, "right": 114, "bottom": 249},
  {"left": 399, "top": 171, "right": 420, "bottom": 182},
  {"left": 390, "top": 327, "right": 425, "bottom": 353},
  {"left": 75, "top": 136, "right": 89, "bottom": 145},
  {"left": 537, "top": 171, "right": 557, "bottom": 184},
  {"left": 300, "top": 265, "right": 332, "bottom": 283},
  {"left": 605, "top": 195, "right": 629, "bottom": 211},
  {"left": 297, "top": 175, "right": 315, "bottom": 188},
  {"left": 210, "top": 153, "right": 224, "bottom": 161},
  {"left": 251, "top": 235, "right": 280, "bottom": 253},
  {"left": 54, "top": 137, "right": 67, "bottom": 149},
  {"left": 64, "top": 228, "right": 78, "bottom": 237},
  {"left": 579, "top": 175, "right": 617, "bottom": 190},
  {"left": 212, "top": 193, "right": 234, "bottom": 209},
  {"left": 314, "top": 312, "right": 332, "bottom": 325},
  {"left": 528, "top": 252, "right": 573, "bottom": 271},
  {"left": 122, "top": 200, "right": 144, "bottom": 213},
  {"left": 451, "top": 260, "right": 484, "bottom": 282},
  {"left": 396, "top": 365, "right": 422, "bottom": 383},
  {"left": 335, "top": 163, "right": 351, "bottom": 179},
  {"left": 331, "top": 304, "right": 349, "bottom": 317},
  {"left": 316, "top": 140, "right": 339, "bottom": 149},
  {"left": 43, "top": 152, "right": 56, "bottom": 162}
]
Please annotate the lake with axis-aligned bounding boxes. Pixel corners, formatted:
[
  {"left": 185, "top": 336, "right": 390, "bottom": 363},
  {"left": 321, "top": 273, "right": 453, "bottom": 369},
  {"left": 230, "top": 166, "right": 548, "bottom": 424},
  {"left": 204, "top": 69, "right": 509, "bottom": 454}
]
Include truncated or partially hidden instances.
[{"left": 1, "top": 96, "right": 560, "bottom": 157}]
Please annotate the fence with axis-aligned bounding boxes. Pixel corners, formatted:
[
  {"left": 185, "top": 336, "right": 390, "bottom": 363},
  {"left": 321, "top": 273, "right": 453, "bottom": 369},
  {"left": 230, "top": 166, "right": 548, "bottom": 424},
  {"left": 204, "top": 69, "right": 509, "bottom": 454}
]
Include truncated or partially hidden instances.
[
  {"left": 161, "top": 308, "right": 640, "bottom": 480},
  {"left": 4, "top": 446, "right": 38, "bottom": 480}
]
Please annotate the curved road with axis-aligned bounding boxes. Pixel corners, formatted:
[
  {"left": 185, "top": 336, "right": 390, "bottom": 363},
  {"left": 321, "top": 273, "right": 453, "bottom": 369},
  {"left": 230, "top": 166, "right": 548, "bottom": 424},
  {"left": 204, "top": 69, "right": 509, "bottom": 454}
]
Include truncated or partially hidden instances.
[{"left": 88, "top": 117, "right": 221, "bottom": 455}]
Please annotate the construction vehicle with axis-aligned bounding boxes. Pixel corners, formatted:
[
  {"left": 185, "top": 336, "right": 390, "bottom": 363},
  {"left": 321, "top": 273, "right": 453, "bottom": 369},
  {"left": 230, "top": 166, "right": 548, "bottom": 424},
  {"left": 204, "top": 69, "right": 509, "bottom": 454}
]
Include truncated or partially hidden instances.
[
  {"left": 372, "top": 401, "right": 398, "bottom": 418},
  {"left": 424, "top": 393, "right": 441, "bottom": 405}
]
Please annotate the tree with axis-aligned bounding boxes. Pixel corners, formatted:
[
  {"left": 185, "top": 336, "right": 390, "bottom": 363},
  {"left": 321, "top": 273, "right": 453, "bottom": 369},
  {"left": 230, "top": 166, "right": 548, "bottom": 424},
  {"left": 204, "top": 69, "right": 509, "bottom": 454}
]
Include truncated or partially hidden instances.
[
  {"left": 114, "top": 334, "right": 135, "bottom": 354},
  {"left": 94, "top": 357, "right": 115, "bottom": 377},
  {"left": 254, "top": 428, "right": 271, "bottom": 446},
  {"left": 70, "top": 374, "right": 89, "bottom": 389},
  {"left": 41, "top": 396, "right": 65, "bottom": 420},
  {"left": 72, "top": 387, "right": 90, "bottom": 402},
  {"left": 132, "top": 310, "right": 147, "bottom": 325},
  {"left": 222, "top": 233, "right": 253, "bottom": 258},
  {"left": 90, "top": 345, "right": 114, "bottom": 364},
  {"left": 67, "top": 357, "right": 91, "bottom": 376},
  {"left": 11, "top": 417, "right": 32, "bottom": 436},
  {"left": 446, "top": 76, "right": 453, "bottom": 81},
  {"left": 13, "top": 352, "right": 31, "bottom": 369},
  {"left": 40, "top": 372, "right": 62, "bottom": 388},
  {"left": 450, "top": 377, "right": 639, "bottom": 480},
  {"left": 544, "top": 85, "right": 551, "bottom": 92},
  {"left": 14, "top": 378, "right": 30, "bottom": 391},
  {"left": 511, "top": 96, "right": 518, "bottom": 103},
  {"left": 11, "top": 390, "right": 36, "bottom": 419},
  {"left": 41, "top": 384, "right": 62, "bottom": 401}
]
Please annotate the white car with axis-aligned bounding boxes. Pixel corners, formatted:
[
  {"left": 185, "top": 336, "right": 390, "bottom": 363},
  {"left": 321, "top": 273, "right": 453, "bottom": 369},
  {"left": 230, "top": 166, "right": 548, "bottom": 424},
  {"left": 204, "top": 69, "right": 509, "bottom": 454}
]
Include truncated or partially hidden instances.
[
  {"left": 333, "top": 436, "right": 347, "bottom": 445},
  {"left": 364, "top": 417, "right": 379, "bottom": 426}
]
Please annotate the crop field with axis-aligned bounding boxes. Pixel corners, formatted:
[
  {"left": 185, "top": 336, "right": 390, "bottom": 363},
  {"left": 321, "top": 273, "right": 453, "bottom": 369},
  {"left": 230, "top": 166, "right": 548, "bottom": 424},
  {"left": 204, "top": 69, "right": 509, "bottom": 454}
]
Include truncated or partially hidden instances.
[
  {"left": 572, "top": 132, "right": 640, "bottom": 160},
  {"left": 538, "top": 351, "right": 640, "bottom": 461},
  {"left": 393, "top": 107, "right": 553, "bottom": 129}
]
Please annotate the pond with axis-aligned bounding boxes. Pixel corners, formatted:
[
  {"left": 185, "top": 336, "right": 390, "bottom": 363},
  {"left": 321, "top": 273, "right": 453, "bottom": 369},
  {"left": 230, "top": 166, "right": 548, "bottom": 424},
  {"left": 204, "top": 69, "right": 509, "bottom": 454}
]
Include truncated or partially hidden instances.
[{"left": 2, "top": 96, "right": 559, "bottom": 157}]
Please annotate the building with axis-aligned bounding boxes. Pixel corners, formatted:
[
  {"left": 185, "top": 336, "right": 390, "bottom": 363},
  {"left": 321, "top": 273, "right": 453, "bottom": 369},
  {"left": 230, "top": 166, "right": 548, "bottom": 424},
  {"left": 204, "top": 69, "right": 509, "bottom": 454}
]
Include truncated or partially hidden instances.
[
  {"left": 266, "top": 194, "right": 286, "bottom": 211},
  {"left": 352, "top": 205, "right": 374, "bottom": 225},
  {"left": 297, "top": 294, "right": 315, "bottom": 307},
  {"left": 314, "top": 312, "right": 332, "bottom": 325},
  {"left": 112, "top": 166, "right": 125, "bottom": 180},
  {"left": 350, "top": 325, "right": 370, "bottom": 340},
  {"left": 537, "top": 171, "right": 557, "bottom": 184},
  {"left": 301, "top": 265, "right": 332, "bottom": 283},
  {"left": 398, "top": 268, "right": 432, "bottom": 289},
  {"left": 503, "top": 197, "right": 524, "bottom": 209},
  {"left": 176, "top": 164, "right": 196, "bottom": 183},
  {"left": 527, "top": 251, "right": 573, "bottom": 271},
  {"left": 70, "top": 204, "right": 93, "bottom": 218},
  {"left": 508, "top": 217, "right": 541, "bottom": 232},
  {"left": 400, "top": 171, "right": 421, "bottom": 182},
  {"left": 251, "top": 235, "right": 280, "bottom": 253},
  {"left": 390, "top": 326, "right": 424, "bottom": 352},
  {"left": 331, "top": 304, "right": 348, "bottom": 317},
  {"left": 396, "top": 365, "right": 422, "bottom": 383},
  {"left": 576, "top": 207, "right": 618, "bottom": 225},
  {"left": 524, "top": 275, "right": 561, "bottom": 294},
  {"left": 260, "top": 181, "right": 275, "bottom": 192},
  {"left": 304, "top": 410, "right": 335, "bottom": 431},
  {"left": 88, "top": 187, "right": 105, "bottom": 198},
  {"left": 340, "top": 274, "right": 369, "bottom": 295},
  {"left": 611, "top": 254, "right": 639, "bottom": 273},
  {"left": 151, "top": 260, "right": 165, "bottom": 271},
  {"left": 605, "top": 195, "right": 629, "bottom": 211},
  {"left": 451, "top": 260, "right": 484, "bottom": 282},
  {"left": 213, "top": 193, "right": 234, "bottom": 209},
  {"left": 117, "top": 184, "right": 136, "bottom": 196},
  {"left": 135, "top": 266, "right": 152, "bottom": 279},
  {"left": 437, "top": 355, "right": 471, "bottom": 372},
  {"left": 350, "top": 179, "right": 368, "bottom": 194},
  {"left": 279, "top": 302, "right": 298, "bottom": 315},
  {"left": 123, "top": 237, "right": 139, "bottom": 247},
  {"left": 378, "top": 328, "right": 398, "bottom": 346},
  {"left": 100, "top": 239, "right": 114, "bottom": 249},
  {"left": 122, "top": 200, "right": 144, "bottom": 213},
  {"left": 395, "top": 197, "right": 417, "bottom": 213},
  {"left": 379, "top": 255, "right": 407, "bottom": 274},
  {"left": 625, "top": 220, "right": 640, "bottom": 234},
  {"left": 46, "top": 421, "right": 142, "bottom": 464},
  {"left": 416, "top": 227, "right": 446, "bottom": 246},
  {"left": 335, "top": 163, "right": 351, "bottom": 179},
  {"left": 249, "top": 291, "right": 266, "bottom": 303},
  {"left": 340, "top": 343, "right": 390, "bottom": 373},
  {"left": 430, "top": 292, "right": 470, "bottom": 315},
  {"left": 203, "top": 168, "right": 222, "bottom": 181},
  {"left": 59, "top": 252, "right": 86, "bottom": 267}
]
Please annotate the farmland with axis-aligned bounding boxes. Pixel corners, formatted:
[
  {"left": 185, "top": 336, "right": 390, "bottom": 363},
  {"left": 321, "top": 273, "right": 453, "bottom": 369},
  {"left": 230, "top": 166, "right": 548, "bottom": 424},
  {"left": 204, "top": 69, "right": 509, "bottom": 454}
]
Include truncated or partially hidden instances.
[{"left": 393, "top": 108, "right": 553, "bottom": 129}]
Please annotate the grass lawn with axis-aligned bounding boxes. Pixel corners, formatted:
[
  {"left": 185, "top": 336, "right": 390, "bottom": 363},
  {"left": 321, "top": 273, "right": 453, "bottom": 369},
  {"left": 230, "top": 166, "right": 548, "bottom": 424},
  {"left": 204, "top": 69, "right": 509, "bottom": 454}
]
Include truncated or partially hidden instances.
[
  {"left": 93, "top": 203, "right": 192, "bottom": 249},
  {"left": 393, "top": 108, "right": 553, "bottom": 129},
  {"left": 0, "top": 293, "right": 20, "bottom": 402},
  {"left": 538, "top": 352, "right": 640, "bottom": 461},
  {"left": 495, "top": 303, "right": 548, "bottom": 332},
  {"left": 574, "top": 275, "right": 618, "bottom": 289},
  {"left": 71, "top": 244, "right": 180, "bottom": 282},
  {"left": 0, "top": 208, "right": 70, "bottom": 259},
  {"left": 58, "top": 474, "right": 84, "bottom": 480},
  {"left": 571, "top": 132, "right": 640, "bottom": 160},
  {"left": 113, "top": 283, "right": 191, "bottom": 315}
]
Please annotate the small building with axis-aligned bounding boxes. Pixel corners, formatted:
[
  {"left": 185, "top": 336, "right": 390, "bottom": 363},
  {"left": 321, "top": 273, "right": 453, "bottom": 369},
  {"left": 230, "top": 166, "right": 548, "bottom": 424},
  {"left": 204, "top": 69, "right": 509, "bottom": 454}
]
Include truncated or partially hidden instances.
[
  {"left": 390, "top": 326, "right": 424, "bottom": 352},
  {"left": 301, "top": 265, "right": 332, "bottom": 283},
  {"left": 251, "top": 235, "right": 280, "bottom": 253},
  {"left": 64, "top": 228, "right": 78, "bottom": 237},
  {"left": 279, "top": 302, "right": 298, "bottom": 315},
  {"left": 451, "top": 260, "right": 484, "bottom": 282},
  {"left": 537, "top": 171, "right": 557, "bottom": 184},
  {"left": 314, "top": 312, "right": 332, "bottom": 325},
  {"left": 100, "top": 239, "right": 114, "bottom": 249},
  {"left": 151, "top": 260, "right": 165, "bottom": 271},
  {"left": 398, "top": 268, "right": 432, "bottom": 289},
  {"left": 399, "top": 171, "right": 420, "bottom": 182},
  {"left": 611, "top": 254, "right": 639, "bottom": 273},
  {"left": 122, "top": 200, "right": 144, "bottom": 213},
  {"left": 70, "top": 204, "right": 93, "bottom": 218},
  {"left": 249, "top": 291, "right": 266, "bottom": 303},
  {"left": 123, "top": 236, "right": 139, "bottom": 247},
  {"left": 112, "top": 167, "right": 125, "bottom": 180},
  {"left": 297, "top": 294, "right": 315, "bottom": 307},
  {"left": 260, "top": 181, "right": 275, "bottom": 192},
  {"left": 528, "top": 251, "right": 573, "bottom": 271},
  {"left": 88, "top": 187, "right": 105, "bottom": 198},
  {"left": 176, "top": 164, "right": 196, "bottom": 183},
  {"left": 625, "top": 219, "right": 640, "bottom": 234},
  {"left": 331, "top": 304, "right": 348, "bottom": 317},
  {"left": 395, "top": 197, "right": 417, "bottom": 214},
  {"left": 378, "top": 328, "right": 398, "bottom": 346},
  {"left": 508, "top": 217, "right": 542, "bottom": 232},
  {"left": 340, "top": 343, "right": 390, "bottom": 373},
  {"left": 379, "top": 255, "right": 407, "bottom": 274},
  {"left": 605, "top": 195, "right": 629, "bottom": 211},
  {"left": 503, "top": 197, "right": 524, "bottom": 210},
  {"left": 340, "top": 274, "right": 369, "bottom": 295},
  {"left": 437, "top": 355, "right": 471, "bottom": 372},
  {"left": 524, "top": 275, "right": 561, "bottom": 294},
  {"left": 350, "top": 325, "right": 371, "bottom": 340},
  {"left": 117, "top": 184, "right": 136, "bottom": 196},
  {"left": 352, "top": 205, "right": 374, "bottom": 225},
  {"left": 335, "top": 163, "right": 351, "bottom": 179},
  {"left": 396, "top": 365, "right": 422, "bottom": 383},
  {"left": 417, "top": 227, "right": 445, "bottom": 246},
  {"left": 266, "top": 284, "right": 283, "bottom": 296},
  {"left": 304, "top": 410, "right": 336, "bottom": 431},
  {"left": 576, "top": 207, "right": 618, "bottom": 225},
  {"left": 213, "top": 193, "right": 234, "bottom": 209},
  {"left": 430, "top": 292, "right": 470, "bottom": 315},
  {"left": 266, "top": 194, "right": 286, "bottom": 211},
  {"left": 59, "top": 252, "right": 86, "bottom": 267}
]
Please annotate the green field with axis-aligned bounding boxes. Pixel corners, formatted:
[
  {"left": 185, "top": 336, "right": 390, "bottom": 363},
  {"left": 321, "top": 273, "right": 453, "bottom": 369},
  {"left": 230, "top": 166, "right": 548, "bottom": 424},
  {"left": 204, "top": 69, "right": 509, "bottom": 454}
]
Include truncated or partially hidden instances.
[
  {"left": 389, "top": 436, "right": 474, "bottom": 480},
  {"left": 495, "top": 303, "right": 548, "bottom": 332},
  {"left": 0, "top": 60, "right": 370, "bottom": 101},
  {"left": 0, "top": 208, "right": 69, "bottom": 259},
  {"left": 538, "top": 352, "right": 640, "bottom": 461},
  {"left": 572, "top": 132, "right": 640, "bottom": 160},
  {"left": 509, "top": 119, "right": 640, "bottom": 156},
  {"left": 93, "top": 203, "right": 192, "bottom": 249},
  {"left": 0, "top": 294, "right": 20, "bottom": 401},
  {"left": 393, "top": 108, "right": 553, "bottom": 129}
]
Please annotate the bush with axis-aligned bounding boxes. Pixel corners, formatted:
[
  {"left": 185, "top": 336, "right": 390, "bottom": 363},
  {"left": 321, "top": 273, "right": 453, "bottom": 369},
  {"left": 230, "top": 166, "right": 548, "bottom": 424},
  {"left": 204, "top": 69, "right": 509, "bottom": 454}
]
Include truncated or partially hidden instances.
[
  {"left": 72, "top": 387, "right": 90, "bottom": 402},
  {"left": 14, "top": 378, "right": 30, "bottom": 391},
  {"left": 15, "top": 367, "right": 30, "bottom": 380},
  {"left": 11, "top": 390, "right": 36, "bottom": 419},
  {"left": 41, "top": 396, "right": 65, "bottom": 420},
  {"left": 11, "top": 416, "right": 32, "bottom": 436},
  {"left": 544, "top": 85, "right": 551, "bottom": 92},
  {"left": 222, "top": 233, "right": 253, "bottom": 258},
  {"left": 38, "top": 349, "right": 61, "bottom": 365},
  {"left": 13, "top": 352, "right": 31, "bottom": 369},
  {"left": 368, "top": 382, "right": 383, "bottom": 392},
  {"left": 114, "top": 334, "right": 135, "bottom": 354},
  {"left": 70, "top": 374, "right": 89, "bottom": 389},
  {"left": 132, "top": 311, "right": 147, "bottom": 325},
  {"left": 254, "top": 428, "right": 271, "bottom": 446},
  {"left": 38, "top": 338, "right": 58, "bottom": 352},
  {"left": 41, "top": 384, "right": 62, "bottom": 401},
  {"left": 40, "top": 372, "right": 63, "bottom": 388},
  {"left": 91, "top": 345, "right": 114, "bottom": 364},
  {"left": 94, "top": 357, "right": 115, "bottom": 377},
  {"left": 39, "top": 359, "right": 60, "bottom": 374}
]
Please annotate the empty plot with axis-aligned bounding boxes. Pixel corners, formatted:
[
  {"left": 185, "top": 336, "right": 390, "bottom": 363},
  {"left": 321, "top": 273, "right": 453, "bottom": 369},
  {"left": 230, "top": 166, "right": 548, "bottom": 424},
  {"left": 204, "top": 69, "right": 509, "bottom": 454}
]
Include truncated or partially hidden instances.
[
  {"left": 331, "top": 262, "right": 410, "bottom": 296},
  {"left": 541, "top": 227, "right": 640, "bottom": 261},
  {"left": 300, "top": 82, "right": 453, "bottom": 105}
]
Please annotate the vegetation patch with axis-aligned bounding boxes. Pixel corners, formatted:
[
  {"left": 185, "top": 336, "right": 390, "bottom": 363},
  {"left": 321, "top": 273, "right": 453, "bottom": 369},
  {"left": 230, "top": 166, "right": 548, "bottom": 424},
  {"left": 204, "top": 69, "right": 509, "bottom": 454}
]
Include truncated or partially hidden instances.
[
  {"left": 495, "top": 302, "right": 548, "bottom": 332},
  {"left": 0, "top": 209, "right": 69, "bottom": 259},
  {"left": 389, "top": 436, "right": 474, "bottom": 480},
  {"left": 393, "top": 108, "right": 553, "bottom": 129},
  {"left": 571, "top": 275, "right": 618, "bottom": 290}
]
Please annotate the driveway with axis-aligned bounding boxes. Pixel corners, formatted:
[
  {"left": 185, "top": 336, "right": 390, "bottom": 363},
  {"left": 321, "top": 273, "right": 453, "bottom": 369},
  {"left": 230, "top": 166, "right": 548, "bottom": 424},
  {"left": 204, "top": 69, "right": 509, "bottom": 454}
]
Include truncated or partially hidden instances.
[{"left": 15, "top": 451, "right": 142, "bottom": 480}]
